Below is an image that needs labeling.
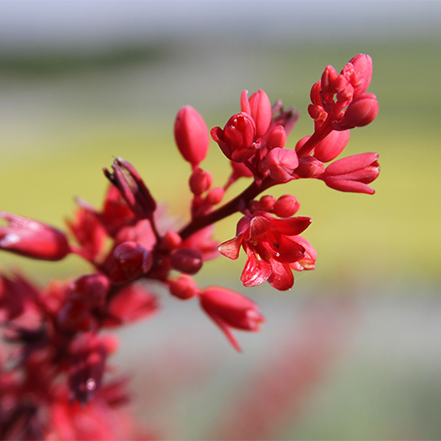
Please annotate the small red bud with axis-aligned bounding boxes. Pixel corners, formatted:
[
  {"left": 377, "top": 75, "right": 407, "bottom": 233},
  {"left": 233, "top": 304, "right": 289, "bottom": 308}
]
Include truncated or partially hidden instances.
[
  {"left": 293, "top": 156, "right": 325, "bottom": 178},
  {"left": 205, "top": 187, "right": 224, "bottom": 206},
  {"left": 259, "top": 195, "right": 276, "bottom": 212},
  {"left": 189, "top": 168, "right": 213, "bottom": 196},
  {"left": 272, "top": 195, "right": 300, "bottom": 218},
  {"left": 169, "top": 275, "right": 198, "bottom": 300}
]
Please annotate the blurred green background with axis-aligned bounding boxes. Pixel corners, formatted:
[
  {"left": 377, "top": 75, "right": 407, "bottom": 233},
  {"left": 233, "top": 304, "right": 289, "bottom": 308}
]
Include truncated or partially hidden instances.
[{"left": 1, "top": 1, "right": 441, "bottom": 439}]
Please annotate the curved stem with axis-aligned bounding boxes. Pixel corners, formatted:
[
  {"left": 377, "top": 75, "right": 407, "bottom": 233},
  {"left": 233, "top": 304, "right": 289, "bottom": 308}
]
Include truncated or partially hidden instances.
[
  {"left": 296, "top": 121, "right": 333, "bottom": 158},
  {"left": 179, "top": 178, "right": 277, "bottom": 241}
]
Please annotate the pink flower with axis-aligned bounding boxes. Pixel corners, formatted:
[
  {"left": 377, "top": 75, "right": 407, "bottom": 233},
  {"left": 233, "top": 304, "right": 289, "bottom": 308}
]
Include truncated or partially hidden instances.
[
  {"left": 199, "top": 286, "right": 265, "bottom": 351},
  {"left": 174, "top": 105, "right": 209, "bottom": 167},
  {"left": 219, "top": 213, "right": 311, "bottom": 291},
  {"left": 0, "top": 212, "right": 70, "bottom": 261}
]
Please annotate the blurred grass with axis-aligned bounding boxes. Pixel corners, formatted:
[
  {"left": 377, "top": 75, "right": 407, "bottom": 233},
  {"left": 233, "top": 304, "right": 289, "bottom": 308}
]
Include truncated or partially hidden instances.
[{"left": 0, "top": 35, "right": 440, "bottom": 289}]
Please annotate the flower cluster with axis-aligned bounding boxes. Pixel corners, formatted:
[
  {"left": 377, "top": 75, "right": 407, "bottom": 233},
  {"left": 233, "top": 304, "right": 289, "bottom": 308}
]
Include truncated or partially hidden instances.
[{"left": 0, "top": 54, "right": 379, "bottom": 439}]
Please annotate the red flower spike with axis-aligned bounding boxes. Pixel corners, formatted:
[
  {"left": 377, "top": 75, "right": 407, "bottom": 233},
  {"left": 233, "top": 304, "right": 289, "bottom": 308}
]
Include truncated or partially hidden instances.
[
  {"left": 272, "top": 195, "right": 300, "bottom": 218},
  {"left": 103, "top": 157, "right": 156, "bottom": 221},
  {"left": 189, "top": 168, "right": 213, "bottom": 196},
  {"left": 321, "top": 152, "right": 380, "bottom": 194},
  {"left": 219, "top": 213, "right": 311, "bottom": 291},
  {"left": 174, "top": 105, "right": 209, "bottom": 167},
  {"left": 211, "top": 112, "right": 257, "bottom": 162},
  {"left": 110, "top": 241, "right": 153, "bottom": 284},
  {"left": 170, "top": 247, "right": 203, "bottom": 275},
  {"left": 241, "top": 89, "right": 272, "bottom": 137},
  {"left": 0, "top": 212, "right": 70, "bottom": 261},
  {"left": 168, "top": 274, "right": 198, "bottom": 300},
  {"left": 313, "top": 129, "right": 350, "bottom": 163},
  {"left": 344, "top": 93, "right": 379, "bottom": 128},
  {"left": 199, "top": 287, "right": 265, "bottom": 352},
  {"left": 68, "top": 332, "right": 107, "bottom": 405},
  {"left": 260, "top": 148, "right": 298, "bottom": 182}
]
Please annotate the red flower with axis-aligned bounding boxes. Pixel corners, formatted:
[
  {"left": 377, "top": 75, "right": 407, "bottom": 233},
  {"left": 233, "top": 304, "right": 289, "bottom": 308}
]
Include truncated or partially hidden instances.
[{"left": 219, "top": 213, "right": 311, "bottom": 291}]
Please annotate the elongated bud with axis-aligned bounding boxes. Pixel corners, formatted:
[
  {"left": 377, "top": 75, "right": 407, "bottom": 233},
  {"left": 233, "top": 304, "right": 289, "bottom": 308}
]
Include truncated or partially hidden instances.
[
  {"left": 241, "top": 89, "right": 272, "bottom": 137},
  {"left": 0, "top": 212, "right": 70, "bottom": 261},
  {"left": 313, "top": 129, "right": 350, "bottom": 162},
  {"left": 265, "top": 125, "right": 287, "bottom": 150},
  {"left": 321, "top": 152, "right": 380, "bottom": 194},
  {"left": 174, "top": 105, "right": 209, "bottom": 167},
  {"left": 170, "top": 247, "right": 203, "bottom": 275},
  {"left": 344, "top": 93, "right": 379, "bottom": 127},
  {"left": 347, "top": 53, "right": 373, "bottom": 98},
  {"left": 205, "top": 187, "right": 224, "bottom": 206}
]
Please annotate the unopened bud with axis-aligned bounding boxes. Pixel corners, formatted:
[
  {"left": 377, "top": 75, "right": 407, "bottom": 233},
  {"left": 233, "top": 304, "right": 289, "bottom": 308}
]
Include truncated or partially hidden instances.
[
  {"left": 261, "top": 148, "right": 298, "bottom": 182},
  {"left": 189, "top": 168, "right": 213, "bottom": 196},
  {"left": 169, "top": 275, "right": 198, "bottom": 300},
  {"left": 272, "top": 195, "right": 300, "bottom": 218},
  {"left": 174, "top": 106, "right": 209, "bottom": 167},
  {"left": 313, "top": 129, "right": 350, "bottom": 163},
  {"left": 205, "top": 187, "right": 224, "bottom": 206},
  {"left": 293, "top": 156, "right": 325, "bottom": 178},
  {"left": 241, "top": 89, "right": 272, "bottom": 137},
  {"left": 170, "top": 248, "right": 203, "bottom": 275},
  {"left": 344, "top": 93, "right": 379, "bottom": 127}
]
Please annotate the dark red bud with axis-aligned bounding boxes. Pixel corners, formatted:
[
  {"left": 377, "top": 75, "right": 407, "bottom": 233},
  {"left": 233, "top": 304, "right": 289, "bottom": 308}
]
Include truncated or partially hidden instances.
[
  {"left": 170, "top": 248, "right": 203, "bottom": 275},
  {"left": 169, "top": 275, "right": 198, "bottom": 300}
]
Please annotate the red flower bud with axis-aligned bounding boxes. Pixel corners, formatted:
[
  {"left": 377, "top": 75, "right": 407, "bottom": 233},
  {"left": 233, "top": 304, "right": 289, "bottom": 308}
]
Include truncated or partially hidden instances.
[
  {"left": 211, "top": 112, "right": 257, "bottom": 162},
  {"left": 321, "top": 152, "right": 380, "bottom": 194},
  {"left": 69, "top": 273, "right": 110, "bottom": 307},
  {"left": 241, "top": 89, "right": 272, "bottom": 137},
  {"left": 174, "top": 105, "right": 209, "bottom": 167},
  {"left": 261, "top": 148, "right": 298, "bottom": 182},
  {"left": 110, "top": 241, "right": 153, "bottom": 283},
  {"left": 259, "top": 195, "right": 276, "bottom": 212},
  {"left": 189, "top": 167, "right": 213, "bottom": 196},
  {"left": 265, "top": 125, "right": 287, "bottom": 150},
  {"left": 313, "top": 129, "right": 350, "bottom": 163},
  {"left": 293, "top": 156, "right": 325, "bottom": 178},
  {"left": 199, "top": 287, "right": 265, "bottom": 351},
  {"left": 170, "top": 247, "right": 203, "bottom": 275},
  {"left": 272, "top": 195, "right": 300, "bottom": 218},
  {"left": 168, "top": 274, "right": 198, "bottom": 300},
  {"left": 344, "top": 93, "right": 379, "bottom": 128},
  {"left": 205, "top": 187, "right": 224, "bottom": 206},
  {"left": 0, "top": 212, "right": 70, "bottom": 261},
  {"left": 347, "top": 53, "right": 373, "bottom": 98}
]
